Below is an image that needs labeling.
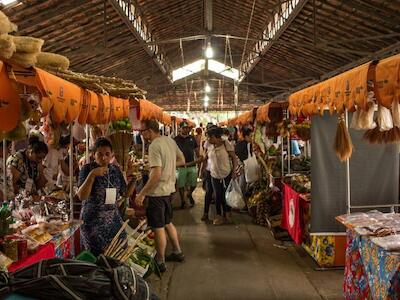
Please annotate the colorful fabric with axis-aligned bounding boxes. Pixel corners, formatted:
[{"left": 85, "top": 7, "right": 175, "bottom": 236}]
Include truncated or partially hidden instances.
[
  {"left": 281, "top": 184, "right": 302, "bottom": 244},
  {"left": 79, "top": 162, "right": 126, "bottom": 256},
  {"left": 343, "top": 230, "right": 400, "bottom": 300},
  {"left": 304, "top": 235, "right": 335, "bottom": 267},
  {"left": 343, "top": 230, "right": 372, "bottom": 300}
]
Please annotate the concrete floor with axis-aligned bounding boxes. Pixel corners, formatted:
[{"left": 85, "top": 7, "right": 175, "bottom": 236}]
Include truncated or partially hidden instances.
[{"left": 147, "top": 188, "right": 344, "bottom": 300}]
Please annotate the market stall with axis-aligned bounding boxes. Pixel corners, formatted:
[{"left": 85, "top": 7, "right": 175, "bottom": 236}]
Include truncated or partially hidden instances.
[{"left": 288, "top": 53, "right": 400, "bottom": 270}]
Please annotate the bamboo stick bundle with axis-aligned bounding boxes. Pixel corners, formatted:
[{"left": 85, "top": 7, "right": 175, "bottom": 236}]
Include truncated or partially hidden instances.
[
  {"left": 104, "top": 220, "right": 129, "bottom": 256},
  {"left": 118, "top": 231, "right": 149, "bottom": 262}
]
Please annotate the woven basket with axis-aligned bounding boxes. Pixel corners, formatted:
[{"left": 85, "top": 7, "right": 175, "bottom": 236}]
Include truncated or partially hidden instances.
[
  {"left": 7, "top": 52, "right": 38, "bottom": 68},
  {"left": 36, "top": 52, "right": 70, "bottom": 70},
  {"left": 0, "top": 33, "right": 16, "bottom": 59},
  {"left": 12, "top": 36, "right": 44, "bottom": 53},
  {"left": 0, "top": 11, "right": 17, "bottom": 34}
]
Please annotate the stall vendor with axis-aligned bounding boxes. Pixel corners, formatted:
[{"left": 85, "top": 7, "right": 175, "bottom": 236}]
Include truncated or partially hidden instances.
[
  {"left": 7, "top": 136, "right": 48, "bottom": 196},
  {"left": 77, "top": 137, "right": 133, "bottom": 256}
]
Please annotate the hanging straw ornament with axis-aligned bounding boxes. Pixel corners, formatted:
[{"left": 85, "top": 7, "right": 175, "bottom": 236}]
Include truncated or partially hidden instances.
[{"left": 333, "top": 114, "right": 353, "bottom": 162}]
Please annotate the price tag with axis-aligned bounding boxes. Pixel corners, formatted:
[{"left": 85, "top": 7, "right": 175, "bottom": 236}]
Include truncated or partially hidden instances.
[{"left": 105, "top": 188, "right": 117, "bottom": 205}]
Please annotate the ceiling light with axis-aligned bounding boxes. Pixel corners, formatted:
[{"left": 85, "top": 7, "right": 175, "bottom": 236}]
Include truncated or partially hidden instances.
[
  {"left": 204, "top": 95, "right": 209, "bottom": 102},
  {"left": 205, "top": 45, "right": 214, "bottom": 59},
  {"left": 205, "top": 84, "right": 211, "bottom": 93},
  {"left": 0, "top": 0, "right": 17, "bottom": 5},
  {"left": 204, "top": 102, "right": 209, "bottom": 107}
]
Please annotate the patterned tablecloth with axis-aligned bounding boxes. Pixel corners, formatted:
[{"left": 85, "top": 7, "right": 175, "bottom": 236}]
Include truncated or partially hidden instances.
[{"left": 344, "top": 229, "right": 400, "bottom": 300}]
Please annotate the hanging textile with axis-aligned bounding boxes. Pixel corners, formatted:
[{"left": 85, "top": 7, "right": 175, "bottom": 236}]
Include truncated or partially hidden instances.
[{"left": 281, "top": 184, "right": 302, "bottom": 245}]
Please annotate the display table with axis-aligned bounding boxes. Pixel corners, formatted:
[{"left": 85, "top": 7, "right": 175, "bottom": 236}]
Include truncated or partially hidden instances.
[
  {"left": 7, "top": 225, "right": 80, "bottom": 272},
  {"left": 343, "top": 229, "right": 400, "bottom": 300}
]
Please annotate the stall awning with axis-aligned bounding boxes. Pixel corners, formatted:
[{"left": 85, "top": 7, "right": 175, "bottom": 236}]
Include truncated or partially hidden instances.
[{"left": 289, "top": 62, "right": 372, "bottom": 116}]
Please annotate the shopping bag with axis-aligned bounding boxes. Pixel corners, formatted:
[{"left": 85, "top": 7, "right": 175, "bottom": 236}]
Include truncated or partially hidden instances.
[
  {"left": 243, "top": 143, "right": 260, "bottom": 183},
  {"left": 225, "top": 179, "right": 245, "bottom": 209}
]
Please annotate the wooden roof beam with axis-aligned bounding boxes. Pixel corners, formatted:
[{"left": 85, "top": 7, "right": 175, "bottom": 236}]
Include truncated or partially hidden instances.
[
  {"left": 108, "top": 0, "right": 172, "bottom": 82},
  {"left": 238, "top": 0, "right": 309, "bottom": 83}
]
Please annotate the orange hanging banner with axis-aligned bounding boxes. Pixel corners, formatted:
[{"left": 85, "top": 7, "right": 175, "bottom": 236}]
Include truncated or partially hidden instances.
[
  {"left": 374, "top": 54, "right": 400, "bottom": 108},
  {"left": 87, "top": 91, "right": 99, "bottom": 125},
  {"left": 78, "top": 89, "right": 91, "bottom": 125},
  {"left": 139, "top": 99, "right": 163, "bottom": 121},
  {"left": 97, "top": 94, "right": 111, "bottom": 124},
  {"left": 0, "top": 61, "right": 21, "bottom": 132},
  {"left": 111, "top": 97, "right": 124, "bottom": 121},
  {"left": 256, "top": 103, "right": 271, "bottom": 123},
  {"left": 35, "top": 67, "right": 81, "bottom": 124}
]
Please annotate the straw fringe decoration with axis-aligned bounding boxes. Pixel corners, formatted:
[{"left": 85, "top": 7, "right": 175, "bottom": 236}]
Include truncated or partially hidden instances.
[{"left": 334, "top": 114, "right": 353, "bottom": 162}]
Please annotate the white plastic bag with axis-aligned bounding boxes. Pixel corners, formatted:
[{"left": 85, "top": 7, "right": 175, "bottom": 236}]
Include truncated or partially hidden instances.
[
  {"left": 225, "top": 179, "right": 245, "bottom": 209},
  {"left": 243, "top": 143, "right": 260, "bottom": 183}
]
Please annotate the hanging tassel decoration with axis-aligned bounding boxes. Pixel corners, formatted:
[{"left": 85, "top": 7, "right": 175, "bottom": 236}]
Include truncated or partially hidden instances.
[{"left": 334, "top": 114, "right": 353, "bottom": 162}]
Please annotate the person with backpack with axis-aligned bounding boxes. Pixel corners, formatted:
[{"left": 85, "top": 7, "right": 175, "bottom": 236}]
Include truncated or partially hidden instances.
[{"left": 205, "top": 127, "right": 238, "bottom": 225}]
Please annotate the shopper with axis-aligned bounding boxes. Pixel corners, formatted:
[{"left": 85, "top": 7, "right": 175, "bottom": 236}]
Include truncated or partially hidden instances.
[
  {"left": 7, "top": 136, "right": 48, "bottom": 196},
  {"left": 200, "top": 124, "right": 217, "bottom": 222},
  {"left": 206, "top": 127, "right": 238, "bottom": 225},
  {"left": 174, "top": 121, "right": 201, "bottom": 208},
  {"left": 135, "top": 119, "right": 186, "bottom": 272},
  {"left": 235, "top": 127, "right": 253, "bottom": 193},
  {"left": 77, "top": 137, "right": 127, "bottom": 256},
  {"left": 43, "top": 135, "right": 70, "bottom": 189}
]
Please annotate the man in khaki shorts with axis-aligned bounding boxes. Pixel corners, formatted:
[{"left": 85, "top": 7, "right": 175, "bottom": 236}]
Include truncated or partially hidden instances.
[
  {"left": 135, "top": 120, "right": 186, "bottom": 272},
  {"left": 174, "top": 121, "right": 202, "bottom": 209}
]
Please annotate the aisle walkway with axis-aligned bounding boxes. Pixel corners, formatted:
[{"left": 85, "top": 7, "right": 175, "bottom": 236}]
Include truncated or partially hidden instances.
[{"left": 148, "top": 188, "right": 343, "bottom": 300}]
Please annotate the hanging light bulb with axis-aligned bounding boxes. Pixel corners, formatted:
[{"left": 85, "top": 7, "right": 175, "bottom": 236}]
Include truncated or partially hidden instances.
[
  {"left": 204, "top": 102, "right": 209, "bottom": 108},
  {"left": 205, "top": 44, "right": 214, "bottom": 59},
  {"left": 204, "top": 95, "right": 209, "bottom": 103},
  {"left": 205, "top": 84, "right": 211, "bottom": 93}
]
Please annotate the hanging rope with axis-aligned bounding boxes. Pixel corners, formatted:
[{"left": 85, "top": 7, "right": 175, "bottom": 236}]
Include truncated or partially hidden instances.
[
  {"left": 187, "top": 79, "right": 194, "bottom": 112},
  {"left": 239, "top": 0, "right": 257, "bottom": 72},
  {"left": 179, "top": 38, "right": 190, "bottom": 107}
]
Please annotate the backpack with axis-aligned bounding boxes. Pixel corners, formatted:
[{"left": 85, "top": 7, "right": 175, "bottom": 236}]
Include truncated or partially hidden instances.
[{"left": 0, "top": 255, "right": 159, "bottom": 300}]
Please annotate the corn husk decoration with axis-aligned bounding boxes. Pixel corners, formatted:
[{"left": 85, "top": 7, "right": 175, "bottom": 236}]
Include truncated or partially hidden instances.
[
  {"left": 391, "top": 100, "right": 400, "bottom": 128},
  {"left": 0, "top": 33, "right": 16, "bottom": 59},
  {"left": 377, "top": 104, "right": 393, "bottom": 132},
  {"left": 0, "top": 11, "right": 17, "bottom": 34},
  {"left": 36, "top": 52, "right": 70, "bottom": 71},
  {"left": 334, "top": 114, "right": 353, "bottom": 162},
  {"left": 350, "top": 91, "right": 377, "bottom": 130}
]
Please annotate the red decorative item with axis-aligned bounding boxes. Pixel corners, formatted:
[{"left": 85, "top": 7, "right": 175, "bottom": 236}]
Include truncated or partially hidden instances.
[
  {"left": 281, "top": 184, "right": 302, "bottom": 244},
  {"left": 8, "top": 243, "right": 55, "bottom": 273}
]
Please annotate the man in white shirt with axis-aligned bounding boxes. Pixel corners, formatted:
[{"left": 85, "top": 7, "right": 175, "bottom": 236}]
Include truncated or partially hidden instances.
[{"left": 135, "top": 119, "right": 186, "bottom": 272}]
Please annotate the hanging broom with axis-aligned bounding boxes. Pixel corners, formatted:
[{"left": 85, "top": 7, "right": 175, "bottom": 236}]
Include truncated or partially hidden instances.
[
  {"left": 333, "top": 114, "right": 353, "bottom": 162},
  {"left": 7, "top": 52, "right": 38, "bottom": 68}
]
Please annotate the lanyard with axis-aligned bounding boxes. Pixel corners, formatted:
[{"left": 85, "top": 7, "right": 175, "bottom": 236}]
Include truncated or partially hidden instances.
[{"left": 22, "top": 151, "right": 38, "bottom": 179}]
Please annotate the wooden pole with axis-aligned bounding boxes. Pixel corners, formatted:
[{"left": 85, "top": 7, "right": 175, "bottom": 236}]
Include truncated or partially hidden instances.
[
  {"left": 3, "top": 140, "right": 6, "bottom": 202},
  {"left": 69, "top": 125, "right": 74, "bottom": 220}
]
